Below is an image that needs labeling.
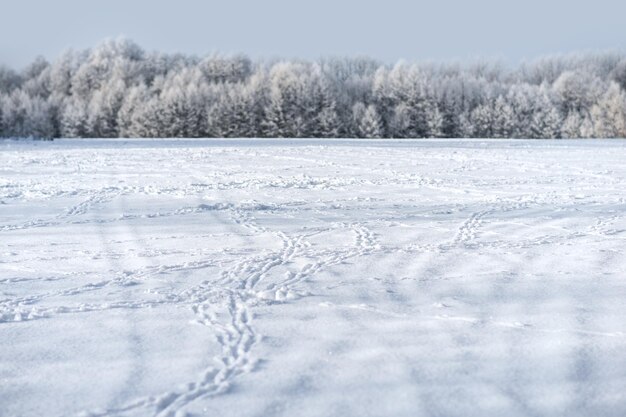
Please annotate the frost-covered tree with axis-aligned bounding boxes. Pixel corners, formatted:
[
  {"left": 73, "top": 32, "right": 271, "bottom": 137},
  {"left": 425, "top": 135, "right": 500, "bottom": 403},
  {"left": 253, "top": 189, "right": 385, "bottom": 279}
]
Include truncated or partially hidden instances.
[
  {"left": 117, "top": 84, "right": 148, "bottom": 137},
  {"left": 199, "top": 54, "right": 252, "bottom": 84},
  {"left": 530, "top": 100, "right": 562, "bottom": 139},
  {"left": 553, "top": 70, "right": 604, "bottom": 114},
  {"left": 491, "top": 96, "right": 516, "bottom": 138},
  {"left": 379, "top": 63, "right": 431, "bottom": 138},
  {"left": 437, "top": 94, "right": 462, "bottom": 138},
  {"left": 0, "top": 93, "right": 4, "bottom": 136},
  {"left": 61, "top": 98, "right": 89, "bottom": 138},
  {"left": 262, "top": 62, "right": 312, "bottom": 137},
  {"left": 86, "top": 78, "right": 126, "bottom": 137},
  {"left": 469, "top": 103, "right": 494, "bottom": 138},
  {"left": 207, "top": 83, "right": 259, "bottom": 137},
  {"left": 0, "top": 66, "right": 21, "bottom": 94},
  {"left": 127, "top": 96, "right": 162, "bottom": 137},
  {"left": 591, "top": 83, "right": 626, "bottom": 138},
  {"left": 307, "top": 72, "right": 340, "bottom": 138},
  {"left": 610, "top": 59, "right": 626, "bottom": 91},
  {"left": 526, "top": 90, "right": 560, "bottom": 139},
  {"left": 579, "top": 114, "right": 595, "bottom": 138},
  {"left": 2, "top": 39, "right": 626, "bottom": 139},
  {"left": 151, "top": 68, "right": 211, "bottom": 137},
  {"left": 424, "top": 101, "right": 443, "bottom": 138},
  {"left": 561, "top": 111, "right": 584, "bottom": 139},
  {"left": 353, "top": 103, "right": 383, "bottom": 138},
  {"left": 1, "top": 90, "right": 53, "bottom": 138},
  {"left": 71, "top": 38, "right": 144, "bottom": 101}
]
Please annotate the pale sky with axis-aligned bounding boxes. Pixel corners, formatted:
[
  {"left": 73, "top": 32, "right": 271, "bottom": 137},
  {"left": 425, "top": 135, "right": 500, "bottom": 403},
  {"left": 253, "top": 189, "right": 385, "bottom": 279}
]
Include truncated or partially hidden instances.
[{"left": 1, "top": 0, "right": 625, "bottom": 68}]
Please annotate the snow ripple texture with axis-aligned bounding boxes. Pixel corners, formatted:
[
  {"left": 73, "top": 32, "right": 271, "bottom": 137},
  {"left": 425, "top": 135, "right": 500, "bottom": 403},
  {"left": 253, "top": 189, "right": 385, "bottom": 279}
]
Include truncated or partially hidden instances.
[{"left": 1, "top": 138, "right": 626, "bottom": 417}]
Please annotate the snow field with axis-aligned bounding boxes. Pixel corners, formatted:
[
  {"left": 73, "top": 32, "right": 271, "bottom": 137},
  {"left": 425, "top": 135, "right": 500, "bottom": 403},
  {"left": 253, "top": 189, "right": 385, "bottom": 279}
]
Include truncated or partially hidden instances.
[{"left": 1, "top": 139, "right": 626, "bottom": 417}]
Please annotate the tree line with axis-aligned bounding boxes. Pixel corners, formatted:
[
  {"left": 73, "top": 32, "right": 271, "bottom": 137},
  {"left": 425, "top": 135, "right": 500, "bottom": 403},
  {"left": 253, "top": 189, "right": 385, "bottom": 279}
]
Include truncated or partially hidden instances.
[{"left": 1, "top": 39, "right": 626, "bottom": 139}]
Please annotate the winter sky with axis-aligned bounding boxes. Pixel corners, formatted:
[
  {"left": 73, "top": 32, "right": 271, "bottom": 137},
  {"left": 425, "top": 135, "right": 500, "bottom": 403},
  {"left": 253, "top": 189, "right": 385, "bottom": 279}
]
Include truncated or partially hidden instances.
[{"left": 2, "top": 0, "right": 625, "bottom": 68}]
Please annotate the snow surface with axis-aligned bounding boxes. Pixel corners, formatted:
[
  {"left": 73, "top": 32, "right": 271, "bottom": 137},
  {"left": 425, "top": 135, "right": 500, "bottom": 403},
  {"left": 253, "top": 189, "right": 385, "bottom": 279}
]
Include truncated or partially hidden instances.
[{"left": 1, "top": 138, "right": 626, "bottom": 417}]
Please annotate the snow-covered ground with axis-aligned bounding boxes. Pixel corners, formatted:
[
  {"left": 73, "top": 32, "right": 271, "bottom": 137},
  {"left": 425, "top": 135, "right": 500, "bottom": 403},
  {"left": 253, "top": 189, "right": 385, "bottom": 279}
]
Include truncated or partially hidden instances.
[{"left": 1, "top": 138, "right": 626, "bottom": 417}]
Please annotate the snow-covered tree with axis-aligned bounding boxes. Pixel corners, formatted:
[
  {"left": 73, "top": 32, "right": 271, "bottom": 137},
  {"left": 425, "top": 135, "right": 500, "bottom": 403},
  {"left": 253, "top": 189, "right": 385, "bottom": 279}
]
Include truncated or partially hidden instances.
[
  {"left": 262, "top": 62, "right": 312, "bottom": 137},
  {"left": 117, "top": 84, "right": 148, "bottom": 137},
  {"left": 353, "top": 103, "right": 383, "bottom": 138},
  {"left": 469, "top": 103, "right": 494, "bottom": 138},
  {"left": 0, "top": 66, "right": 21, "bottom": 94},
  {"left": 86, "top": 78, "right": 126, "bottom": 137},
  {"left": 553, "top": 70, "right": 604, "bottom": 114},
  {"left": 0, "top": 93, "right": 4, "bottom": 136},
  {"left": 591, "top": 83, "right": 626, "bottom": 138},
  {"left": 579, "top": 114, "right": 595, "bottom": 138},
  {"left": 1, "top": 90, "right": 53, "bottom": 138},
  {"left": 530, "top": 104, "right": 562, "bottom": 139},
  {"left": 199, "top": 54, "right": 252, "bottom": 84},
  {"left": 561, "top": 111, "right": 584, "bottom": 139},
  {"left": 207, "top": 83, "right": 259, "bottom": 137},
  {"left": 61, "top": 98, "right": 89, "bottom": 138},
  {"left": 491, "top": 96, "right": 516, "bottom": 138},
  {"left": 2, "top": 39, "right": 626, "bottom": 139}
]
